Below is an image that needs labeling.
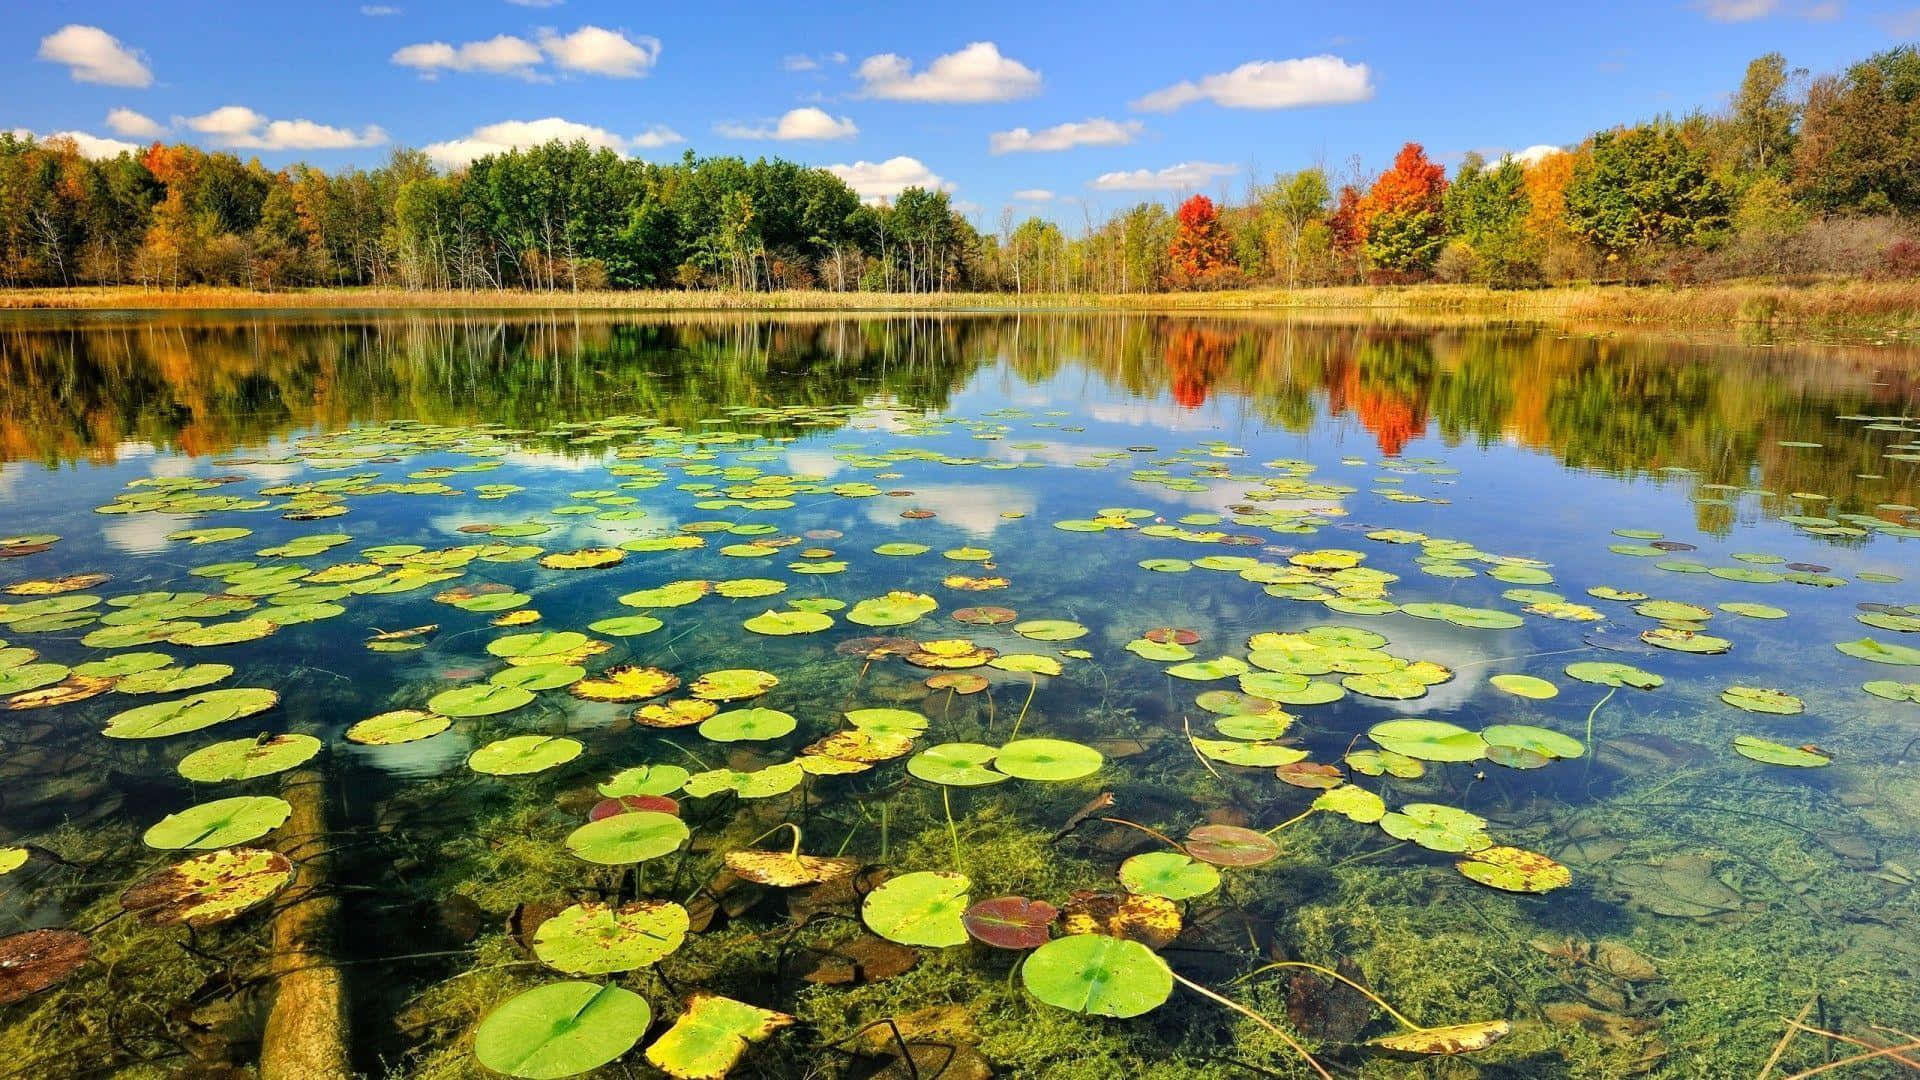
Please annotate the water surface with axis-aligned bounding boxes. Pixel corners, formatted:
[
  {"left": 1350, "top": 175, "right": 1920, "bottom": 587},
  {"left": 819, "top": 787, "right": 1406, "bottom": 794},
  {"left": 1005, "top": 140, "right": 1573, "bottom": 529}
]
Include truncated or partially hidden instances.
[{"left": 1, "top": 312, "right": 1917, "bottom": 1078}]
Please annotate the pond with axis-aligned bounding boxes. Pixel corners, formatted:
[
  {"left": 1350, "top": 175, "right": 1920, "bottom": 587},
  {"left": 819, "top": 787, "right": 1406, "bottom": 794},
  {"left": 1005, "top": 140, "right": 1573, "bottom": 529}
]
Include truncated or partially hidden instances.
[{"left": 0, "top": 311, "right": 1917, "bottom": 1079}]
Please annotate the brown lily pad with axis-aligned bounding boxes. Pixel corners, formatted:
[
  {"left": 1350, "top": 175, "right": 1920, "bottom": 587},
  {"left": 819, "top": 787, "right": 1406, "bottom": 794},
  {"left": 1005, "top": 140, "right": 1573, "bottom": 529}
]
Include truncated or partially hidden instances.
[
  {"left": 962, "top": 896, "right": 1058, "bottom": 949},
  {"left": 724, "top": 850, "right": 861, "bottom": 888},
  {"left": 1059, "top": 890, "right": 1180, "bottom": 949},
  {"left": 800, "top": 935, "right": 919, "bottom": 985},
  {"left": 1184, "top": 824, "right": 1280, "bottom": 867},
  {"left": 926, "top": 673, "right": 989, "bottom": 694},
  {"left": 951, "top": 606, "right": 1017, "bottom": 626},
  {"left": 1369, "top": 1019, "right": 1512, "bottom": 1056},
  {"left": 1275, "top": 762, "right": 1345, "bottom": 789},
  {"left": 0, "top": 929, "right": 89, "bottom": 1005},
  {"left": 589, "top": 795, "right": 680, "bottom": 821},
  {"left": 120, "top": 848, "right": 293, "bottom": 928},
  {"left": 1144, "top": 627, "right": 1200, "bottom": 645}
]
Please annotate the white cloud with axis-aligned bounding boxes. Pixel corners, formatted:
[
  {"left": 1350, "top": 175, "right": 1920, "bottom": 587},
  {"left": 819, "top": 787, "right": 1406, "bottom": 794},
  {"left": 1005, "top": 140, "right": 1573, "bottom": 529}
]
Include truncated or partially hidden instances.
[
  {"left": 106, "top": 107, "right": 165, "bottom": 138},
  {"left": 537, "top": 26, "right": 660, "bottom": 77},
  {"left": 183, "top": 106, "right": 386, "bottom": 150},
  {"left": 990, "top": 117, "right": 1142, "bottom": 154},
  {"left": 716, "top": 107, "right": 858, "bottom": 141},
  {"left": 825, "top": 156, "right": 949, "bottom": 203},
  {"left": 1510, "top": 144, "right": 1564, "bottom": 167},
  {"left": 1133, "top": 55, "right": 1373, "bottom": 112},
  {"left": 856, "top": 42, "right": 1041, "bottom": 103},
  {"left": 1698, "top": 0, "right": 1778, "bottom": 19},
  {"left": 783, "top": 51, "right": 847, "bottom": 71},
  {"left": 37, "top": 25, "right": 153, "bottom": 88},
  {"left": 423, "top": 117, "right": 681, "bottom": 167},
  {"left": 1012, "top": 188, "right": 1054, "bottom": 201},
  {"left": 1088, "top": 161, "right": 1236, "bottom": 192},
  {"left": 392, "top": 35, "right": 544, "bottom": 78},
  {"left": 9, "top": 129, "right": 143, "bottom": 159},
  {"left": 360, "top": 4, "right": 402, "bottom": 14}
]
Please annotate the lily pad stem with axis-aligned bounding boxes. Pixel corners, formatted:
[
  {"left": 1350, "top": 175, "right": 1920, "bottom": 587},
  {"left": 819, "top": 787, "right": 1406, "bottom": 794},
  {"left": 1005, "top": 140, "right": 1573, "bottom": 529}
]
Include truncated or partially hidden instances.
[
  {"left": 1169, "top": 970, "right": 1331, "bottom": 1079},
  {"left": 1243, "top": 960, "right": 1418, "bottom": 1030},
  {"left": 1008, "top": 673, "right": 1038, "bottom": 740}
]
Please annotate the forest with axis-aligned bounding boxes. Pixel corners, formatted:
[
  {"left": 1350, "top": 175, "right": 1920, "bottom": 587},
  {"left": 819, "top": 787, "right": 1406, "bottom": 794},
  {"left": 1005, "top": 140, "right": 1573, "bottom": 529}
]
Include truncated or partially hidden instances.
[{"left": 2, "top": 47, "right": 1918, "bottom": 295}]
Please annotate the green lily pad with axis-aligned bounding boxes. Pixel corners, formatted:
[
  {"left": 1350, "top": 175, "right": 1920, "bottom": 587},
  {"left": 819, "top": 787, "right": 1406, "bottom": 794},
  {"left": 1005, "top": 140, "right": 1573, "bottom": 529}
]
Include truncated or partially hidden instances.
[
  {"left": 1481, "top": 724, "right": 1584, "bottom": 760},
  {"left": 846, "top": 591, "right": 937, "bottom": 627},
  {"left": 143, "top": 795, "right": 292, "bottom": 850},
  {"left": 534, "top": 900, "right": 689, "bottom": 974},
  {"left": 1489, "top": 674, "right": 1558, "bottom": 700},
  {"left": 473, "top": 981, "right": 652, "bottom": 1080},
  {"left": 862, "top": 870, "right": 970, "bottom": 947},
  {"left": 1863, "top": 680, "right": 1920, "bottom": 703},
  {"left": 1456, "top": 847, "right": 1572, "bottom": 894},
  {"left": 995, "top": 739, "right": 1103, "bottom": 781},
  {"left": 565, "top": 811, "right": 690, "bottom": 864},
  {"left": 177, "top": 734, "right": 322, "bottom": 782},
  {"left": 491, "top": 664, "right": 586, "bottom": 692},
  {"left": 1368, "top": 719, "right": 1486, "bottom": 762},
  {"left": 908, "top": 743, "right": 1008, "bottom": 786},
  {"left": 1118, "top": 851, "right": 1220, "bottom": 900},
  {"left": 598, "top": 765, "right": 691, "bottom": 798},
  {"left": 1732, "top": 735, "right": 1831, "bottom": 767},
  {"left": 1641, "top": 628, "right": 1731, "bottom": 654},
  {"left": 469, "top": 735, "right": 582, "bottom": 776},
  {"left": 743, "top": 609, "right": 832, "bottom": 636},
  {"left": 1379, "top": 803, "right": 1493, "bottom": 852},
  {"left": 586, "top": 615, "right": 663, "bottom": 638},
  {"left": 698, "top": 706, "right": 796, "bottom": 742},
  {"left": 1564, "top": 661, "right": 1664, "bottom": 690},
  {"left": 431, "top": 683, "right": 534, "bottom": 718},
  {"left": 487, "top": 631, "right": 589, "bottom": 660},
  {"left": 1313, "top": 784, "right": 1387, "bottom": 823},
  {"left": 1014, "top": 619, "right": 1088, "bottom": 642},
  {"left": 1835, "top": 638, "right": 1920, "bottom": 666},
  {"left": 102, "top": 688, "right": 279, "bottom": 739},
  {"left": 1190, "top": 737, "right": 1308, "bottom": 767},
  {"left": 345, "top": 709, "right": 449, "bottom": 746},
  {"left": 1721, "top": 686, "right": 1804, "bottom": 715},
  {"left": 1022, "top": 935, "right": 1171, "bottom": 1018}
]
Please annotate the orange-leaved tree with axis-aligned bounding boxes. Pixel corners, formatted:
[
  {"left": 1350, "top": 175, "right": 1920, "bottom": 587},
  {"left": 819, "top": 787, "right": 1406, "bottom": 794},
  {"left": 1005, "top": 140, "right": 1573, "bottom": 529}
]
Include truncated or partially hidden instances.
[
  {"left": 1359, "top": 143, "right": 1448, "bottom": 274},
  {"left": 1168, "top": 194, "right": 1234, "bottom": 287}
]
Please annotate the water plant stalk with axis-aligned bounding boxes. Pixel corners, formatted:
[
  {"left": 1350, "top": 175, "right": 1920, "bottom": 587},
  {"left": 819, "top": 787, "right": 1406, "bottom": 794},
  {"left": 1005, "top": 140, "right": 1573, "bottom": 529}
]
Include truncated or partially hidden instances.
[{"left": 1168, "top": 970, "right": 1331, "bottom": 1080}]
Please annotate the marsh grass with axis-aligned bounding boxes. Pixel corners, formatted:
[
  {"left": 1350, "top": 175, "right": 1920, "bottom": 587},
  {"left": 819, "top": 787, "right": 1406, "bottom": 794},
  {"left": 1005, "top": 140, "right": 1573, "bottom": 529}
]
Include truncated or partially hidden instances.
[{"left": 7, "top": 280, "right": 1920, "bottom": 330}]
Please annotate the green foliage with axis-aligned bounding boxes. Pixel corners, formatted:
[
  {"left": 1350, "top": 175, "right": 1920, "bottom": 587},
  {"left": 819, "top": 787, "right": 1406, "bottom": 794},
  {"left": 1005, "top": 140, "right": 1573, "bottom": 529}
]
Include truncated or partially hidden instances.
[{"left": 1566, "top": 124, "right": 1730, "bottom": 259}]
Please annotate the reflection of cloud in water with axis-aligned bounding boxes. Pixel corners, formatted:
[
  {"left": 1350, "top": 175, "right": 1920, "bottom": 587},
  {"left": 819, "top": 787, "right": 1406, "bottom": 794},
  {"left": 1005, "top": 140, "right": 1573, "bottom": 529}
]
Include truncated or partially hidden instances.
[
  {"left": 503, "top": 449, "right": 609, "bottom": 474},
  {"left": 346, "top": 730, "right": 472, "bottom": 779},
  {"left": 1087, "top": 400, "right": 1227, "bottom": 432},
  {"left": 0, "top": 463, "right": 23, "bottom": 500},
  {"left": 1371, "top": 617, "right": 1511, "bottom": 716},
  {"left": 988, "top": 439, "right": 1128, "bottom": 468},
  {"left": 785, "top": 448, "right": 844, "bottom": 479},
  {"left": 232, "top": 461, "right": 302, "bottom": 484},
  {"left": 862, "top": 483, "right": 1036, "bottom": 537},
  {"left": 104, "top": 512, "right": 193, "bottom": 555}
]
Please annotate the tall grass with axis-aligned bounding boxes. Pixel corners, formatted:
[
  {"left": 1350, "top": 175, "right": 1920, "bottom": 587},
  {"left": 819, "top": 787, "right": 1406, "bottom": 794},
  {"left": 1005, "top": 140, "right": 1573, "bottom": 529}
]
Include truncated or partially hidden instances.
[{"left": 3, "top": 280, "right": 1919, "bottom": 329}]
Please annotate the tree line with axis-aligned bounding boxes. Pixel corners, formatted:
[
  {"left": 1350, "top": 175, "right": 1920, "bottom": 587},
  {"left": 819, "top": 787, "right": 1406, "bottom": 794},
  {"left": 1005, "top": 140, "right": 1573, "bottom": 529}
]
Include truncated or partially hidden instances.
[{"left": 2, "top": 46, "right": 1917, "bottom": 293}]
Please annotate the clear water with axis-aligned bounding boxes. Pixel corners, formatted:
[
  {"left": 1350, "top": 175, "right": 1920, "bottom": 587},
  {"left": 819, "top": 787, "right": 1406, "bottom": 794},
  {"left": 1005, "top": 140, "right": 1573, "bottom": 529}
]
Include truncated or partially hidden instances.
[{"left": 0, "top": 312, "right": 1917, "bottom": 1078}]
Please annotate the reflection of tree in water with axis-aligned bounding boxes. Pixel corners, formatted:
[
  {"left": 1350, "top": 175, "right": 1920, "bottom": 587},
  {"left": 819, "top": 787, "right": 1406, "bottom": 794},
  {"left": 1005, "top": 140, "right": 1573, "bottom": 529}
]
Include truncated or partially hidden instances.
[{"left": 0, "top": 313, "right": 1913, "bottom": 527}]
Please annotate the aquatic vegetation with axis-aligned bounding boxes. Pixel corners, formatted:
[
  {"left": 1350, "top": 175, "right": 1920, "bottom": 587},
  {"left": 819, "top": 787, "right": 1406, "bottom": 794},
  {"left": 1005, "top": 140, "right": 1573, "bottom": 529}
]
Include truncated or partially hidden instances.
[{"left": 1, "top": 315, "right": 1917, "bottom": 1078}]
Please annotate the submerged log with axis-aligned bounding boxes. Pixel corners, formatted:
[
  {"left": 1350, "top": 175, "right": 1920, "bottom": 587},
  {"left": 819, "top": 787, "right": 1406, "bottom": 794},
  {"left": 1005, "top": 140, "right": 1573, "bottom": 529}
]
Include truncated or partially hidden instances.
[{"left": 259, "top": 768, "right": 349, "bottom": 1079}]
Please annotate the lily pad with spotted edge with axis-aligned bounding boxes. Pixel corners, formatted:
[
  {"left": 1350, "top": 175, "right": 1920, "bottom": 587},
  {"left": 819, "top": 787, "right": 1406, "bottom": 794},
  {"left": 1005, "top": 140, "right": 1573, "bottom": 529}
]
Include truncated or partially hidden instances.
[
  {"left": 120, "top": 847, "right": 293, "bottom": 927},
  {"left": 1378, "top": 803, "right": 1492, "bottom": 852},
  {"left": 643, "top": 993, "right": 794, "bottom": 1080},
  {"left": 469, "top": 735, "right": 582, "bottom": 776},
  {"left": 533, "top": 900, "right": 689, "bottom": 974},
  {"left": 1455, "top": 847, "right": 1571, "bottom": 894},
  {"left": 1368, "top": 1019, "right": 1512, "bottom": 1057},
  {"left": 177, "top": 734, "right": 321, "bottom": 782},
  {"left": 571, "top": 666, "right": 679, "bottom": 703},
  {"left": 689, "top": 668, "right": 778, "bottom": 701},
  {"left": 1721, "top": 686, "right": 1804, "bottom": 715}
]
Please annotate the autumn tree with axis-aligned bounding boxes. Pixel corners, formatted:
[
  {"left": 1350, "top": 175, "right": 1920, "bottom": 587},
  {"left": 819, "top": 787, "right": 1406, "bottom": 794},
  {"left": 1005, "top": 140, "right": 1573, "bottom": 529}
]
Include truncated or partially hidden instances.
[
  {"left": 1793, "top": 46, "right": 1920, "bottom": 214},
  {"left": 1359, "top": 143, "right": 1448, "bottom": 275},
  {"left": 1168, "top": 194, "right": 1233, "bottom": 287},
  {"left": 1443, "top": 154, "right": 1536, "bottom": 286}
]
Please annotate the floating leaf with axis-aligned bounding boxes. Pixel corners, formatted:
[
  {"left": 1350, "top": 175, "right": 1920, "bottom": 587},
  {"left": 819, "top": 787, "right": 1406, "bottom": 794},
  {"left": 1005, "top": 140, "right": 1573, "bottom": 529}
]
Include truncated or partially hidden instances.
[
  {"left": 345, "top": 709, "right": 449, "bottom": 746},
  {"left": 572, "top": 666, "right": 680, "bottom": 703},
  {"left": 1022, "top": 935, "right": 1172, "bottom": 1018},
  {"left": 102, "top": 688, "right": 278, "bottom": 739},
  {"left": 469, "top": 735, "right": 582, "bottom": 775},
  {"left": 1489, "top": 674, "right": 1557, "bottom": 700},
  {"left": 1731, "top": 736, "right": 1830, "bottom": 767},
  {"left": 1481, "top": 724, "right": 1584, "bottom": 760},
  {"left": 177, "top": 734, "right": 321, "bottom": 782},
  {"left": 1456, "top": 847, "right": 1571, "bottom": 893},
  {"left": 431, "top": 682, "right": 534, "bottom": 718},
  {"left": 1640, "top": 628, "right": 1730, "bottom": 654},
  {"left": 1184, "top": 824, "right": 1279, "bottom": 866},
  {"left": 599, "top": 765, "right": 691, "bottom": 798},
  {"left": 1720, "top": 686, "right": 1804, "bottom": 715},
  {"left": 1313, "top": 784, "right": 1387, "bottom": 823},
  {"left": 689, "top": 668, "right": 777, "bottom": 701},
  {"left": 699, "top": 706, "right": 796, "bottom": 742},
  {"left": 995, "top": 739, "right": 1103, "bottom": 781},
  {"left": 0, "top": 929, "right": 90, "bottom": 1006},
  {"left": 1564, "top": 661, "right": 1664, "bottom": 690},
  {"left": 743, "top": 609, "right": 831, "bottom": 636},
  {"left": 724, "top": 850, "right": 860, "bottom": 887},
  {"left": 862, "top": 871, "right": 970, "bottom": 947},
  {"left": 566, "top": 811, "right": 690, "bottom": 864},
  {"left": 1368, "top": 1019, "right": 1511, "bottom": 1057},
  {"left": 474, "top": 981, "right": 651, "bottom": 1080},
  {"left": 534, "top": 901, "right": 689, "bottom": 974},
  {"left": 1835, "top": 638, "right": 1920, "bottom": 666},
  {"left": 1118, "top": 851, "right": 1220, "bottom": 900},
  {"left": 963, "top": 896, "right": 1058, "bottom": 949},
  {"left": 1378, "top": 804, "right": 1492, "bottom": 852},
  {"left": 644, "top": 993, "right": 794, "bottom": 1080},
  {"left": 1368, "top": 719, "right": 1486, "bottom": 762},
  {"left": 121, "top": 847, "right": 293, "bottom": 927}
]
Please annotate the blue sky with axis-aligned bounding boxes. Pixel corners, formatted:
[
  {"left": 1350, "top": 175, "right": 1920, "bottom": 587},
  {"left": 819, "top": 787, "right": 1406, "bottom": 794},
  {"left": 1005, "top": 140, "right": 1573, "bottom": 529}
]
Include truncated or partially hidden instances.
[{"left": 9, "top": 0, "right": 1920, "bottom": 224}]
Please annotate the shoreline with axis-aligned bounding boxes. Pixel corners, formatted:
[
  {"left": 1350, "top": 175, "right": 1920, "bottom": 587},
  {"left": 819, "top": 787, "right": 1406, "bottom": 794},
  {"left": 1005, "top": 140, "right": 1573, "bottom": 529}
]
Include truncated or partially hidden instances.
[{"left": 3, "top": 281, "right": 1919, "bottom": 331}]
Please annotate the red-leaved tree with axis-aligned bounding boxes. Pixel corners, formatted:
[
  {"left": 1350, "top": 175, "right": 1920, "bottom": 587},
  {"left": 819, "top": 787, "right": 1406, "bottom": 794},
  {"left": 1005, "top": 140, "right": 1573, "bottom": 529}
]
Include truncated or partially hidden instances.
[{"left": 1168, "top": 194, "right": 1234, "bottom": 287}]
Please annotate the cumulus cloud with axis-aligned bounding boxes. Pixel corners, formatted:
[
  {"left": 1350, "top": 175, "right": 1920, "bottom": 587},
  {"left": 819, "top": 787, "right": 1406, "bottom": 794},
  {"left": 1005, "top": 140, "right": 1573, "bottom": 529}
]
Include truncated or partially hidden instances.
[
  {"left": 989, "top": 117, "right": 1141, "bottom": 154},
  {"left": 855, "top": 42, "right": 1040, "bottom": 102},
  {"left": 1012, "top": 188, "right": 1054, "bottom": 201},
  {"left": 9, "top": 129, "right": 143, "bottom": 159},
  {"left": 1510, "top": 144, "right": 1565, "bottom": 167},
  {"left": 423, "top": 117, "right": 681, "bottom": 167},
  {"left": 106, "top": 107, "right": 166, "bottom": 138},
  {"left": 394, "top": 27, "right": 657, "bottom": 79},
  {"left": 183, "top": 106, "right": 387, "bottom": 151},
  {"left": 824, "top": 157, "right": 949, "bottom": 203},
  {"left": 1697, "top": 0, "right": 1779, "bottom": 19},
  {"left": 1089, "top": 161, "right": 1236, "bottom": 192},
  {"left": 37, "top": 25, "right": 153, "bottom": 88},
  {"left": 392, "top": 35, "right": 544, "bottom": 78},
  {"left": 537, "top": 26, "right": 660, "bottom": 77},
  {"left": 1133, "top": 55, "right": 1373, "bottom": 112},
  {"left": 716, "top": 107, "right": 858, "bottom": 140}
]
